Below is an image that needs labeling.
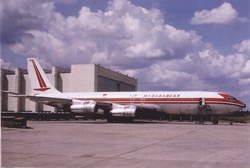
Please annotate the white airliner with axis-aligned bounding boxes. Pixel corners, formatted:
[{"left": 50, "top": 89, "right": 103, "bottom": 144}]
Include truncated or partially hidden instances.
[{"left": 24, "top": 58, "right": 246, "bottom": 123}]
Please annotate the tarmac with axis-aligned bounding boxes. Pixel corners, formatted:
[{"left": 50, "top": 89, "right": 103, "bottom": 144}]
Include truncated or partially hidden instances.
[{"left": 2, "top": 120, "right": 250, "bottom": 168}]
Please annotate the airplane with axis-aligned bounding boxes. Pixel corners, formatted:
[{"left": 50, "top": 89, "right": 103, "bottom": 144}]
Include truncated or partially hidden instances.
[{"left": 15, "top": 58, "right": 247, "bottom": 124}]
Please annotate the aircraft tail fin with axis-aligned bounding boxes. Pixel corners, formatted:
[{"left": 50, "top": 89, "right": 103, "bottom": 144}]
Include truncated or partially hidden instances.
[{"left": 27, "top": 58, "right": 61, "bottom": 95}]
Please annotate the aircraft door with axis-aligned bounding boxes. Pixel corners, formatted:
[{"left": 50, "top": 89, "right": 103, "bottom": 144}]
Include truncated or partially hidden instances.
[{"left": 199, "top": 98, "right": 206, "bottom": 106}]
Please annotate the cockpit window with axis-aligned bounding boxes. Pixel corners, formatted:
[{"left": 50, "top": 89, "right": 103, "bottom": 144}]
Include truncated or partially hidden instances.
[{"left": 228, "top": 97, "right": 237, "bottom": 101}]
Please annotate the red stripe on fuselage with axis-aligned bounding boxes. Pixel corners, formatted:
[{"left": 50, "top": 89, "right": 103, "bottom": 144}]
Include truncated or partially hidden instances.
[{"left": 73, "top": 97, "right": 245, "bottom": 107}]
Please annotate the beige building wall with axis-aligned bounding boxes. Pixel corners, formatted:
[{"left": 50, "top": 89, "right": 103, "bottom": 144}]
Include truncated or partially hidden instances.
[
  {"left": 59, "top": 73, "right": 71, "bottom": 92},
  {"left": 1, "top": 64, "right": 137, "bottom": 112},
  {"left": 6, "top": 75, "right": 17, "bottom": 112},
  {"left": 96, "top": 65, "right": 137, "bottom": 92},
  {"left": 1, "top": 69, "right": 14, "bottom": 111},
  {"left": 24, "top": 74, "right": 36, "bottom": 112},
  {"left": 70, "top": 64, "right": 96, "bottom": 92}
]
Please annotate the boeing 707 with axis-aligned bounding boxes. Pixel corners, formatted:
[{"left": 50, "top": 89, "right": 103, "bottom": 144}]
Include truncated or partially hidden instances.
[{"left": 16, "top": 58, "right": 246, "bottom": 124}]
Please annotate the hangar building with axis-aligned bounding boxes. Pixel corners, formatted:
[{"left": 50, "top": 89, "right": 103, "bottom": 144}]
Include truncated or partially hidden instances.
[{"left": 1, "top": 64, "right": 137, "bottom": 112}]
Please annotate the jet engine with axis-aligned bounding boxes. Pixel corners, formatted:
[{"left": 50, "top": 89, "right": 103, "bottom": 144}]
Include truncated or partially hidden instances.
[
  {"left": 110, "top": 104, "right": 136, "bottom": 117},
  {"left": 70, "top": 100, "right": 97, "bottom": 113}
]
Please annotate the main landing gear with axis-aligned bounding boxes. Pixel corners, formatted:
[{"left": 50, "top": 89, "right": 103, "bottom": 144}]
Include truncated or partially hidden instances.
[
  {"left": 198, "top": 98, "right": 219, "bottom": 125},
  {"left": 212, "top": 117, "right": 219, "bottom": 125}
]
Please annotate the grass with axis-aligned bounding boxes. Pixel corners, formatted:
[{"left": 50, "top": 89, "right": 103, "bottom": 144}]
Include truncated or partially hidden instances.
[{"left": 218, "top": 115, "right": 250, "bottom": 123}]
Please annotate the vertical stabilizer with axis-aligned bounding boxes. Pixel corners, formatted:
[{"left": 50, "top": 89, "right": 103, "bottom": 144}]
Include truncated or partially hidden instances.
[{"left": 27, "top": 58, "right": 60, "bottom": 94}]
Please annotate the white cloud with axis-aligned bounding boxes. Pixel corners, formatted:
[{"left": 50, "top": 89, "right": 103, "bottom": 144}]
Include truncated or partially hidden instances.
[
  {"left": 191, "top": 2, "right": 248, "bottom": 25},
  {"left": 10, "top": 0, "right": 204, "bottom": 68},
  {"left": 239, "top": 78, "right": 250, "bottom": 86},
  {"left": 1, "top": 0, "right": 56, "bottom": 44},
  {"left": 233, "top": 39, "right": 250, "bottom": 55},
  {"left": 232, "top": 40, "right": 250, "bottom": 96},
  {"left": 134, "top": 61, "right": 213, "bottom": 91},
  {"left": 129, "top": 47, "right": 249, "bottom": 92},
  {"left": 241, "top": 60, "right": 250, "bottom": 74},
  {"left": 0, "top": 59, "right": 14, "bottom": 70}
]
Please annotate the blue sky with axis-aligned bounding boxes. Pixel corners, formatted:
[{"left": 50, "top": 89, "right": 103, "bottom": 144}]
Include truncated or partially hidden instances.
[{"left": 1, "top": 0, "right": 250, "bottom": 109}]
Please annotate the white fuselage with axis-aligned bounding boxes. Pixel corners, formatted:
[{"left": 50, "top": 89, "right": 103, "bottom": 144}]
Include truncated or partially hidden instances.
[{"left": 33, "top": 91, "right": 245, "bottom": 116}]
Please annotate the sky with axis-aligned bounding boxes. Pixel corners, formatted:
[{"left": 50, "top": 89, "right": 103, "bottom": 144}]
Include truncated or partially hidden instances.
[{"left": 1, "top": 0, "right": 250, "bottom": 110}]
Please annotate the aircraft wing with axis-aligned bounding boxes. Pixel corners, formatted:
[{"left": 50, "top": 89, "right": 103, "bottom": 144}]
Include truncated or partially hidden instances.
[
  {"left": 2, "top": 91, "right": 72, "bottom": 109},
  {"left": 29, "top": 97, "right": 162, "bottom": 117},
  {"left": 3, "top": 89, "right": 162, "bottom": 117},
  {"left": 29, "top": 96, "right": 72, "bottom": 108},
  {"left": 29, "top": 96, "right": 113, "bottom": 112}
]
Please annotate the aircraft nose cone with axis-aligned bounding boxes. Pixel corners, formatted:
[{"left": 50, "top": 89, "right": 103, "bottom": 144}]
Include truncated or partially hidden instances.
[
  {"left": 243, "top": 104, "right": 246, "bottom": 108},
  {"left": 240, "top": 103, "right": 246, "bottom": 109}
]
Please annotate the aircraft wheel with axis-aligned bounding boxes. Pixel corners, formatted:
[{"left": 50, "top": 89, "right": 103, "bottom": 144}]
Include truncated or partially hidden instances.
[
  {"left": 212, "top": 118, "right": 219, "bottom": 125},
  {"left": 107, "top": 117, "right": 114, "bottom": 123}
]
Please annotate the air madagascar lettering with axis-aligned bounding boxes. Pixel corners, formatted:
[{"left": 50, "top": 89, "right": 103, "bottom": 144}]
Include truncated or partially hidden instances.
[{"left": 143, "top": 94, "right": 181, "bottom": 98}]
